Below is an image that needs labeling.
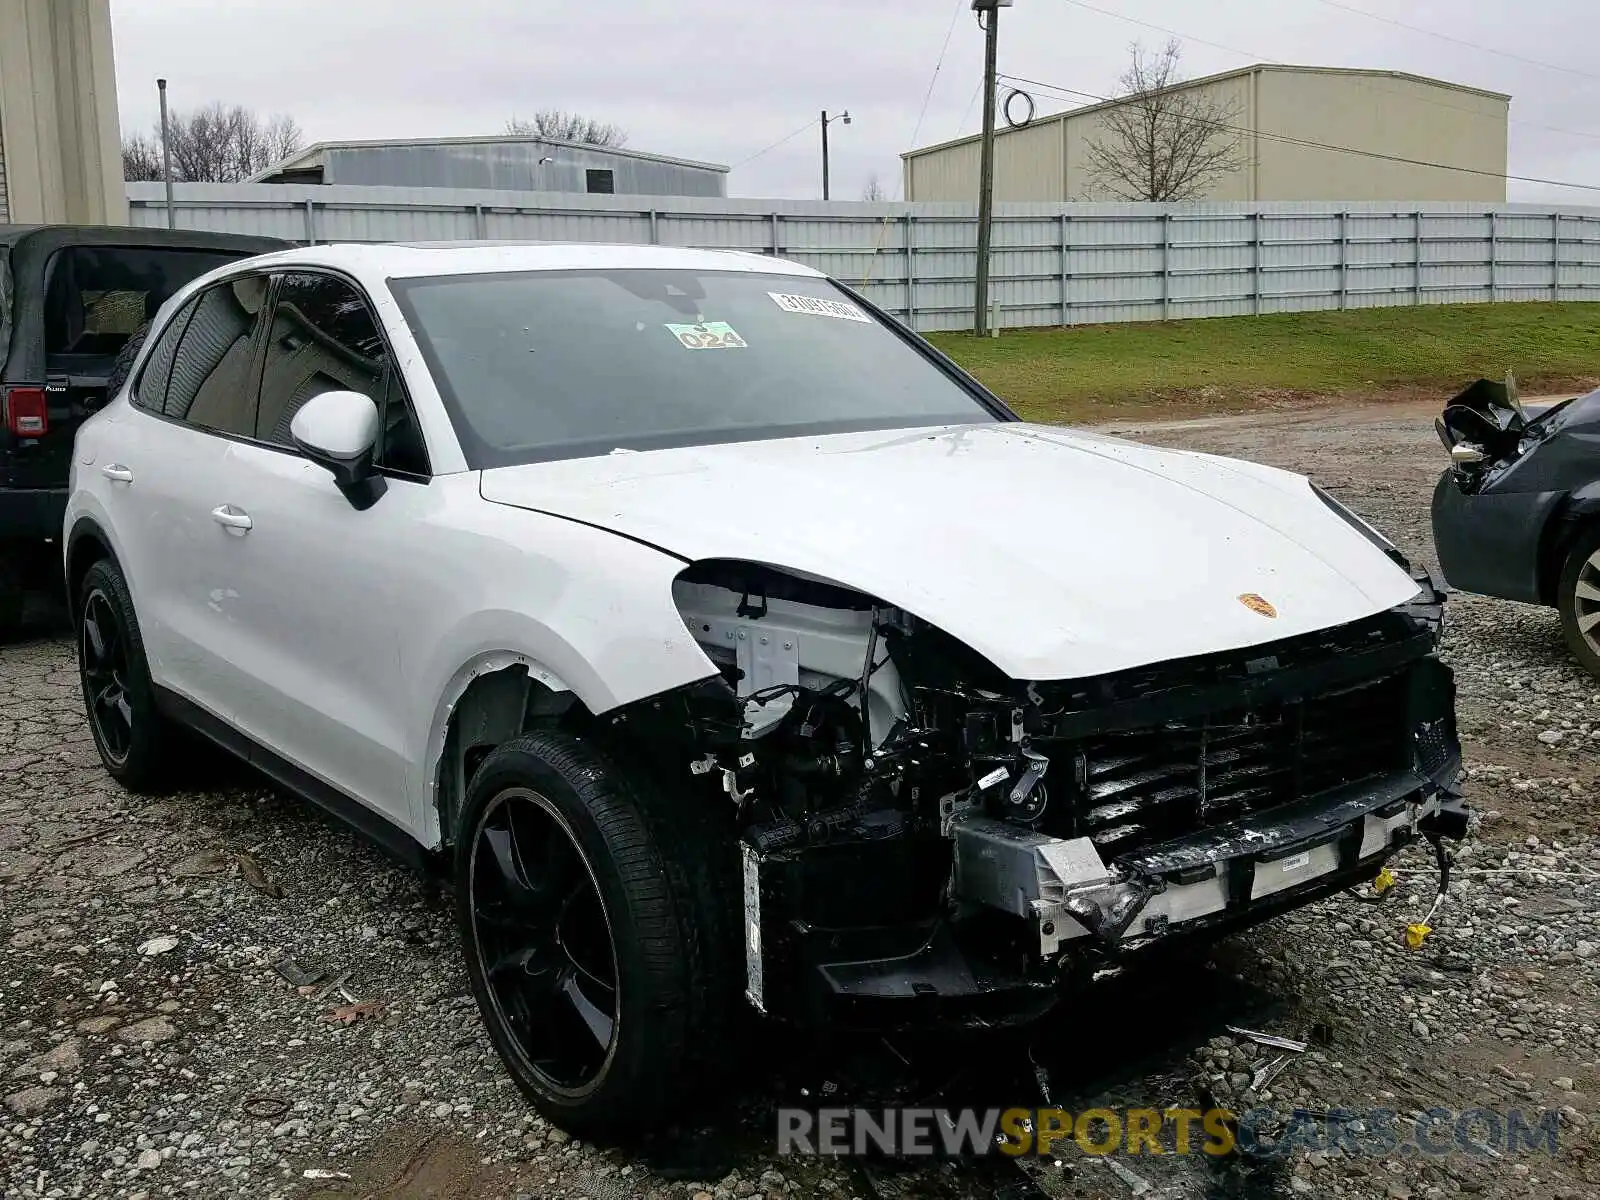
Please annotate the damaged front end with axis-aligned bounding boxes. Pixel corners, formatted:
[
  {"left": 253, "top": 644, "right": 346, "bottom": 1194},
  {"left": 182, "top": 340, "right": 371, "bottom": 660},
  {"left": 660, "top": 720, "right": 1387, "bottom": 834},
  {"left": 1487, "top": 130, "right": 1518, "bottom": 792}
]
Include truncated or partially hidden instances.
[{"left": 614, "top": 559, "right": 1466, "bottom": 1032}]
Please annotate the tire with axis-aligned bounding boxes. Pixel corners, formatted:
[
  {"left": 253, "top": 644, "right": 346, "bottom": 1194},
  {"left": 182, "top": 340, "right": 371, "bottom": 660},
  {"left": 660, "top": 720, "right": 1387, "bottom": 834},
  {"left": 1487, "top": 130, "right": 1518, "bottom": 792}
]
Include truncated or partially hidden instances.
[
  {"left": 76, "top": 558, "right": 178, "bottom": 791},
  {"left": 1558, "top": 523, "right": 1600, "bottom": 682},
  {"left": 0, "top": 553, "right": 23, "bottom": 640},
  {"left": 454, "top": 732, "right": 732, "bottom": 1137},
  {"left": 106, "top": 322, "right": 151, "bottom": 400}
]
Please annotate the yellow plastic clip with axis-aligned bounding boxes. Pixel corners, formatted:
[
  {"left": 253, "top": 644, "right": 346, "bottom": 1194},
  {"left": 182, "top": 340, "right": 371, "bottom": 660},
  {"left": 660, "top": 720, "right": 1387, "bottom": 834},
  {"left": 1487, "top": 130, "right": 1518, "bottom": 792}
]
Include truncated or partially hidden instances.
[
  {"left": 1373, "top": 868, "right": 1396, "bottom": 895},
  {"left": 1404, "top": 923, "right": 1432, "bottom": 949}
]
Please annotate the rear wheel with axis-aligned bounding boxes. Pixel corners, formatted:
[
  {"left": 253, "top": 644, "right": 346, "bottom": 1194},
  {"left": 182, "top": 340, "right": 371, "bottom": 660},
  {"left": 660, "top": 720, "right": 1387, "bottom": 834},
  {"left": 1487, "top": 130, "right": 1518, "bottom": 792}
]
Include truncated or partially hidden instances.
[
  {"left": 454, "top": 732, "right": 731, "bottom": 1136},
  {"left": 1557, "top": 524, "right": 1600, "bottom": 681},
  {"left": 0, "top": 552, "right": 23, "bottom": 640},
  {"left": 76, "top": 558, "right": 178, "bottom": 790}
]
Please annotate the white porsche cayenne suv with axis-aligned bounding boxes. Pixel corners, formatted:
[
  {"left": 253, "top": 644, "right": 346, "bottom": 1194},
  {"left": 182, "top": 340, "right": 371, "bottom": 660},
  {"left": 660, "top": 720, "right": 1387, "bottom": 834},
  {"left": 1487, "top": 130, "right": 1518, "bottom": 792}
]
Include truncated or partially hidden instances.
[{"left": 65, "top": 242, "right": 1467, "bottom": 1132}]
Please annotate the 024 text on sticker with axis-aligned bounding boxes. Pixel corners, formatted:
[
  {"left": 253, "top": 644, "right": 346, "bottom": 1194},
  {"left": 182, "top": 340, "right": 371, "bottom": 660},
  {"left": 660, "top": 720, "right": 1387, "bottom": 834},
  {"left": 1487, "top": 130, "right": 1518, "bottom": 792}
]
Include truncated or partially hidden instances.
[{"left": 665, "top": 322, "right": 748, "bottom": 350}]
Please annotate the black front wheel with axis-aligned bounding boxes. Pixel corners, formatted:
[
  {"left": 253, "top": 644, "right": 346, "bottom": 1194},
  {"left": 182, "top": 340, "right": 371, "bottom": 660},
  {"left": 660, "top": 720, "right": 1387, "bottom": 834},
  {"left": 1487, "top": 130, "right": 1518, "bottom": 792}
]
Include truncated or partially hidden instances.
[
  {"left": 455, "top": 732, "right": 731, "bottom": 1136},
  {"left": 77, "top": 558, "right": 177, "bottom": 791}
]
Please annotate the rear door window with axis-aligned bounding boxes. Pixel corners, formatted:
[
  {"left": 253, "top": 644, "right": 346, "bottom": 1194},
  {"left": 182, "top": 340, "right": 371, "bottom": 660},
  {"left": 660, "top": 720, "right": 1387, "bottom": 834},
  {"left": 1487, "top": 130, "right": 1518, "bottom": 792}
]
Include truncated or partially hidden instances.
[
  {"left": 130, "top": 297, "right": 200, "bottom": 415},
  {"left": 162, "top": 274, "right": 272, "bottom": 437}
]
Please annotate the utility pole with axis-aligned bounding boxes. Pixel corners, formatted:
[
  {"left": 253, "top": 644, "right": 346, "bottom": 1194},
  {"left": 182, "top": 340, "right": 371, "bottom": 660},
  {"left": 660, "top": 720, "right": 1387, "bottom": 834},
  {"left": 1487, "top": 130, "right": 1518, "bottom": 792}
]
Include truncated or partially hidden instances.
[
  {"left": 821, "top": 109, "right": 829, "bottom": 201},
  {"left": 972, "top": 0, "right": 1008, "bottom": 335},
  {"left": 820, "top": 109, "right": 850, "bottom": 200},
  {"left": 157, "top": 78, "right": 176, "bottom": 229}
]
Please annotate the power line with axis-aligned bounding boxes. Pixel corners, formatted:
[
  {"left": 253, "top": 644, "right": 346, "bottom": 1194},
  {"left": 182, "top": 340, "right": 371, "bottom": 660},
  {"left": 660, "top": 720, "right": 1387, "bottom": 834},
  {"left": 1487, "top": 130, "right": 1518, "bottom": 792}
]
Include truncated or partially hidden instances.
[
  {"left": 1000, "top": 71, "right": 1600, "bottom": 194},
  {"left": 729, "top": 118, "right": 819, "bottom": 171},
  {"left": 1059, "top": 0, "right": 1264, "bottom": 67},
  {"left": 860, "top": 0, "right": 965, "bottom": 284},
  {"left": 742, "top": 1, "right": 964, "bottom": 192},
  {"left": 959, "top": 78, "right": 986, "bottom": 137},
  {"left": 907, "top": 0, "right": 968, "bottom": 171},
  {"left": 1053, "top": 0, "right": 1600, "bottom": 144},
  {"left": 1307, "top": 0, "right": 1600, "bottom": 83}
]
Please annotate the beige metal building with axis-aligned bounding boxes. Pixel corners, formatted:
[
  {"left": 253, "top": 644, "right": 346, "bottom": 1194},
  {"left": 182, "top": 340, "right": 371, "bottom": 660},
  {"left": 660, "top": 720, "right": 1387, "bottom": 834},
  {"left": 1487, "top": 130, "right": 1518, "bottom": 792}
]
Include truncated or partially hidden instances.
[
  {"left": 0, "top": 0, "right": 126, "bottom": 225},
  {"left": 903, "top": 65, "right": 1509, "bottom": 204}
]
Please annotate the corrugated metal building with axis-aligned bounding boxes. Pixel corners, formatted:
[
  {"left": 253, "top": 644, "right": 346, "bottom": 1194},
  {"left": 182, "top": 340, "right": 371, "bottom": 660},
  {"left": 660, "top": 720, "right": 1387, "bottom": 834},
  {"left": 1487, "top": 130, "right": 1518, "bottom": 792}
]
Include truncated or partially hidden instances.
[
  {"left": 252, "top": 135, "right": 729, "bottom": 199},
  {"left": 903, "top": 65, "right": 1509, "bottom": 204},
  {"left": 0, "top": 0, "right": 126, "bottom": 224}
]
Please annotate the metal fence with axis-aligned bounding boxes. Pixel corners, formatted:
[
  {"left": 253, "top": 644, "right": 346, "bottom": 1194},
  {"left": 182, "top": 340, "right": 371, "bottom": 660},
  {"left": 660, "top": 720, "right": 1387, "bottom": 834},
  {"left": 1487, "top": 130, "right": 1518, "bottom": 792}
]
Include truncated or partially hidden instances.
[{"left": 126, "top": 182, "right": 1600, "bottom": 333}]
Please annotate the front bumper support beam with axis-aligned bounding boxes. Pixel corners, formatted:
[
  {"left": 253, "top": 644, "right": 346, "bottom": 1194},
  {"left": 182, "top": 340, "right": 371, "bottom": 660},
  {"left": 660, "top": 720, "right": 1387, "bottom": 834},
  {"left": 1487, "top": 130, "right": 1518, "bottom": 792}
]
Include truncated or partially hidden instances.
[{"left": 950, "top": 767, "right": 1456, "bottom": 957}]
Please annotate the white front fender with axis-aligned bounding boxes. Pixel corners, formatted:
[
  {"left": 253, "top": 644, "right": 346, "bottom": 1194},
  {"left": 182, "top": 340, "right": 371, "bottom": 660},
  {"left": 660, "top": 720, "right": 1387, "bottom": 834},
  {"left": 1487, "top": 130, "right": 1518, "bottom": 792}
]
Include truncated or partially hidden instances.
[{"left": 405, "top": 494, "right": 722, "bottom": 830}]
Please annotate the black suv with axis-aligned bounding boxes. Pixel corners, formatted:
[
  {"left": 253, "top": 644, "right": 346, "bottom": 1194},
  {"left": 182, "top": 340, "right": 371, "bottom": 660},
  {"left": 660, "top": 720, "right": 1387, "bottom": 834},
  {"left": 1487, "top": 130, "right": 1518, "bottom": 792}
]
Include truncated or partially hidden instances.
[{"left": 0, "top": 224, "right": 288, "bottom": 632}]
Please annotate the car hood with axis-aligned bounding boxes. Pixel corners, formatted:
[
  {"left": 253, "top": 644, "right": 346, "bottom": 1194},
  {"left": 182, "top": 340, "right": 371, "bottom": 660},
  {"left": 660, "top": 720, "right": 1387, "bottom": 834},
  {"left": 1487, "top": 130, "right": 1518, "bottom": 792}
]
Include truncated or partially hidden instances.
[{"left": 478, "top": 422, "right": 1423, "bottom": 681}]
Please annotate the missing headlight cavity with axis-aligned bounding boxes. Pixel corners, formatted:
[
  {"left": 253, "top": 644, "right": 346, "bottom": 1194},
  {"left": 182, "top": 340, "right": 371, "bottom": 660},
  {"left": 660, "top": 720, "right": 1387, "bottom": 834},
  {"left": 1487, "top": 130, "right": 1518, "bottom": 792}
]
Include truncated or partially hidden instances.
[{"left": 632, "top": 559, "right": 1463, "bottom": 1029}]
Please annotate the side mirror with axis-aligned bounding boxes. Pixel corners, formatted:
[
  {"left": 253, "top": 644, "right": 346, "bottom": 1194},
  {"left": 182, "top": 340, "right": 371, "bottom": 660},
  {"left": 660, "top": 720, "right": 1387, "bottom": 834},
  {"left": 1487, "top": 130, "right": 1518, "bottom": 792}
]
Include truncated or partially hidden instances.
[{"left": 290, "top": 390, "right": 379, "bottom": 489}]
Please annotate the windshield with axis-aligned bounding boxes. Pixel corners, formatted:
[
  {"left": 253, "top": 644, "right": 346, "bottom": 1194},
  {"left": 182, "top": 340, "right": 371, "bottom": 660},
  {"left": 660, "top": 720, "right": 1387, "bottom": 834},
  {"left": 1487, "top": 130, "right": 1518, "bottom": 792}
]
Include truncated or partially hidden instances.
[{"left": 389, "top": 268, "right": 1001, "bottom": 466}]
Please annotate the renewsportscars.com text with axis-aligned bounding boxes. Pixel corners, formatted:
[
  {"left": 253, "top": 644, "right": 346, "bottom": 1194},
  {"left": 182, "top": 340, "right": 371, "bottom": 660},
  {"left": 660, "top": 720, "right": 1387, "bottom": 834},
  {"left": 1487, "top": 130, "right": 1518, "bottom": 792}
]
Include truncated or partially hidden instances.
[{"left": 776, "top": 1106, "right": 1562, "bottom": 1160}]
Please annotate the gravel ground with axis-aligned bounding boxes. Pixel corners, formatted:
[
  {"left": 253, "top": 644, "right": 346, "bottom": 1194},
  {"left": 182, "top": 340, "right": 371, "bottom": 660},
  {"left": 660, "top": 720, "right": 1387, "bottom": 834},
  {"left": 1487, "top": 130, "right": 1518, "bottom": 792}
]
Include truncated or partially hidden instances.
[{"left": 2, "top": 398, "right": 1597, "bottom": 1200}]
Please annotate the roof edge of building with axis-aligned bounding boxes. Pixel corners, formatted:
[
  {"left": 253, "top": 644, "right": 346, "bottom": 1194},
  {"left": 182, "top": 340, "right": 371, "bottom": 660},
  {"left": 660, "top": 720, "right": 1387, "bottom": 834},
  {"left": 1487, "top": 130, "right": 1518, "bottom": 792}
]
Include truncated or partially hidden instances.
[
  {"left": 900, "top": 63, "right": 1510, "bottom": 159},
  {"left": 250, "top": 134, "right": 730, "bottom": 183}
]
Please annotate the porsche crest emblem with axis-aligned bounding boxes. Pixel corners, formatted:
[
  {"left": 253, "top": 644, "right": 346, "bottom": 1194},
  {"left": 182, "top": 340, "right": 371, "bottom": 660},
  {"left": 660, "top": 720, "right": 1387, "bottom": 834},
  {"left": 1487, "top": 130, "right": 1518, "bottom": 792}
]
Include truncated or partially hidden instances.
[{"left": 1238, "top": 593, "right": 1277, "bottom": 618}]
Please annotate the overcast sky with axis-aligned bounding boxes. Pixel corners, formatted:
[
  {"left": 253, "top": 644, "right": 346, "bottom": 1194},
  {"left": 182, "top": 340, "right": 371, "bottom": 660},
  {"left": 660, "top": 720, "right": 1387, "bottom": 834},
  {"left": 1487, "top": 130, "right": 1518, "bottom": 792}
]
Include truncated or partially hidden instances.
[{"left": 109, "top": 0, "right": 1599, "bottom": 203}]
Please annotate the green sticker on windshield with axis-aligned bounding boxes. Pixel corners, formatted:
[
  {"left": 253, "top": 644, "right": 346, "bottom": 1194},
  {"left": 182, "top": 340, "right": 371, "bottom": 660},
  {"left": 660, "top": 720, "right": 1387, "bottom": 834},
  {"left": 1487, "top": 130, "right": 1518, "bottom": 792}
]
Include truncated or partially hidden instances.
[{"left": 665, "top": 321, "right": 747, "bottom": 350}]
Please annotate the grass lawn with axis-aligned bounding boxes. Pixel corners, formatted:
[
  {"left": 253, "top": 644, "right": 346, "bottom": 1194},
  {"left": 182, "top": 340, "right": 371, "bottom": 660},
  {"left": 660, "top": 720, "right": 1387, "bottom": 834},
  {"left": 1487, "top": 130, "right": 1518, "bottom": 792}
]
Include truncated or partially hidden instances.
[{"left": 927, "top": 301, "right": 1600, "bottom": 424}]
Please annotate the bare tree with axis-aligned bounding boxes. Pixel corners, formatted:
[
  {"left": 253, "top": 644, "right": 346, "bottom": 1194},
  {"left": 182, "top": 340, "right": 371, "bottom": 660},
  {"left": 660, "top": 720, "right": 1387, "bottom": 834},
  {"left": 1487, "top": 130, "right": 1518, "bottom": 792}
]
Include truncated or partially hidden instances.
[
  {"left": 860, "top": 173, "right": 887, "bottom": 202},
  {"left": 1081, "top": 40, "right": 1246, "bottom": 201},
  {"left": 230, "top": 112, "right": 304, "bottom": 179},
  {"left": 122, "top": 133, "right": 164, "bottom": 182},
  {"left": 121, "top": 104, "right": 304, "bottom": 183},
  {"left": 504, "top": 110, "right": 627, "bottom": 147}
]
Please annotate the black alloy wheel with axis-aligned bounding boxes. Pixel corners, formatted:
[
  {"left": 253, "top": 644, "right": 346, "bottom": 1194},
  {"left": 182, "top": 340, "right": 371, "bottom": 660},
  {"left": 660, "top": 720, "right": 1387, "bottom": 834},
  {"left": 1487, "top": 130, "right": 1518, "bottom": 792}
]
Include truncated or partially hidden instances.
[
  {"left": 75, "top": 557, "right": 174, "bottom": 791},
  {"left": 455, "top": 732, "right": 733, "bottom": 1136},
  {"left": 81, "top": 588, "right": 134, "bottom": 765},
  {"left": 468, "top": 787, "right": 620, "bottom": 1096}
]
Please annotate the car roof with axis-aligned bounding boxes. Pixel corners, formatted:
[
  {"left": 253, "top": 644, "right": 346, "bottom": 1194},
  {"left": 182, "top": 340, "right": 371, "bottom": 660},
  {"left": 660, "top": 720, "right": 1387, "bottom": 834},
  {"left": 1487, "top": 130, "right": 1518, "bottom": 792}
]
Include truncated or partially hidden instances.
[
  {"left": 224, "top": 240, "right": 828, "bottom": 280},
  {"left": 1, "top": 225, "right": 292, "bottom": 382},
  {"left": 0, "top": 223, "right": 289, "bottom": 255}
]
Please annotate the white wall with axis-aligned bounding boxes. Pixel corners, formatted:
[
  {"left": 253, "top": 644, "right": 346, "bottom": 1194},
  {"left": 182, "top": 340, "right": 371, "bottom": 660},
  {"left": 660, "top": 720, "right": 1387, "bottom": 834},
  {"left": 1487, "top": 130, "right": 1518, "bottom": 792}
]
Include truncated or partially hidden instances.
[
  {"left": 0, "top": 0, "right": 126, "bottom": 225},
  {"left": 1258, "top": 70, "right": 1507, "bottom": 202}
]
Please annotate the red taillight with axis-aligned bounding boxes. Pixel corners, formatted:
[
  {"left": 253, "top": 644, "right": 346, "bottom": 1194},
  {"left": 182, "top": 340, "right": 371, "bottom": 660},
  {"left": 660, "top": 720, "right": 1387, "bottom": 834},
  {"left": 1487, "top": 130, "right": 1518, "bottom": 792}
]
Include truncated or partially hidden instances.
[{"left": 3, "top": 387, "right": 48, "bottom": 437}]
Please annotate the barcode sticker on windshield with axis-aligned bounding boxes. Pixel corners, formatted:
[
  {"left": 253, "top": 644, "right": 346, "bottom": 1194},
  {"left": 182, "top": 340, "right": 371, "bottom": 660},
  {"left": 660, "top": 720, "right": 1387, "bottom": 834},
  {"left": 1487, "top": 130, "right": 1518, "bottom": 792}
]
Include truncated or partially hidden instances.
[
  {"left": 768, "top": 292, "right": 871, "bottom": 323},
  {"left": 665, "top": 322, "right": 748, "bottom": 350}
]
